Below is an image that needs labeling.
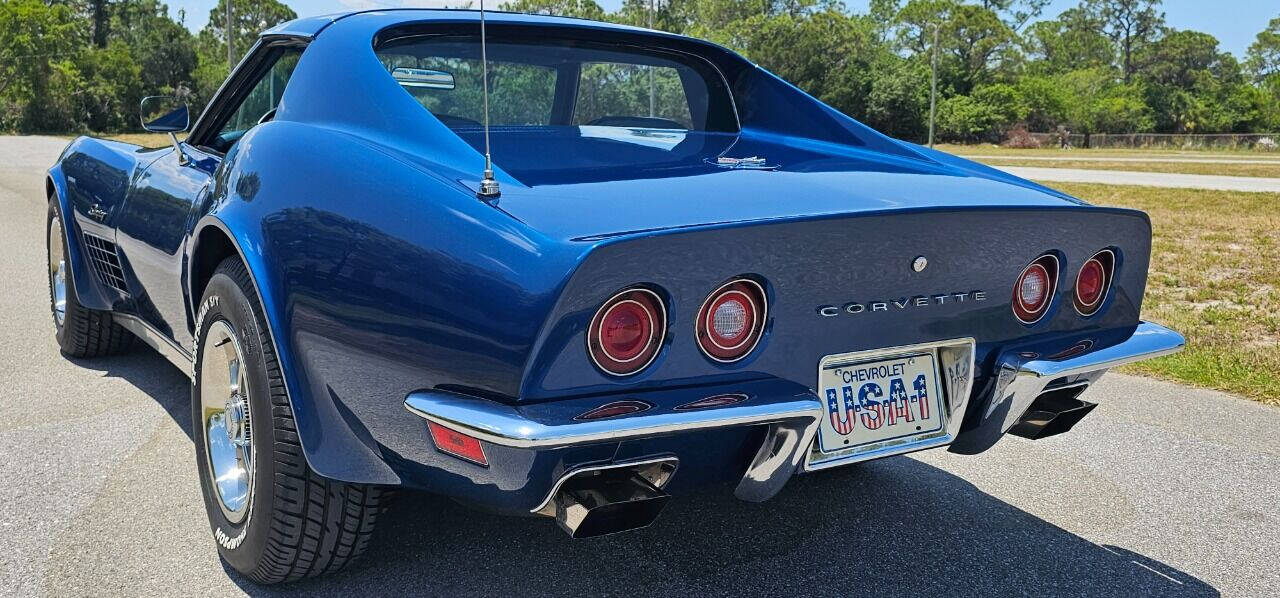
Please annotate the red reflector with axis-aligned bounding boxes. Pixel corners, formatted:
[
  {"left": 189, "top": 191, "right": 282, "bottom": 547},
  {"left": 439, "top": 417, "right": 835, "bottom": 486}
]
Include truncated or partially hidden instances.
[
  {"left": 674, "top": 393, "right": 749, "bottom": 411},
  {"left": 574, "top": 400, "right": 652, "bottom": 420},
  {"left": 427, "top": 421, "right": 487, "bottom": 466}
]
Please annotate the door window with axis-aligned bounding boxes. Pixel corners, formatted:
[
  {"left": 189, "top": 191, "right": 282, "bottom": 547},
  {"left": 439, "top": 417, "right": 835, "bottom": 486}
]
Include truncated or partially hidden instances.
[{"left": 210, "top": 49, "right": 302, "bottom": 153}]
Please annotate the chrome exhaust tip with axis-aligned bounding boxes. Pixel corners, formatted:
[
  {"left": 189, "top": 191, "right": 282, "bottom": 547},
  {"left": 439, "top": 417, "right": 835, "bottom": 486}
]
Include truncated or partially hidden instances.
[
  {"left": 553, "top": 465, "right": 672, "bottom": 538},
  {"left": 1008, "top": 383, "right": 1097, "bottom": 440}
]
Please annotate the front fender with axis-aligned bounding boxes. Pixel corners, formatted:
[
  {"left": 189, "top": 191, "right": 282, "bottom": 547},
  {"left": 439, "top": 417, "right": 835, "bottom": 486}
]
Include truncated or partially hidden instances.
[{"left": 47, "top": 159, "right": 114, "bottom": 312}]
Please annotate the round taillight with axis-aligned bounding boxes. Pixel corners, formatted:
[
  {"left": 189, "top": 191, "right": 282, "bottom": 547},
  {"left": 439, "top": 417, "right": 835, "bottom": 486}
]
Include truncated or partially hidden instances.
[
  {"left": 1012, "top": 255, "right": 1058, "bottom": 324},
  {"left": 1075, "top": 250, "right": 1114, "bottom": 316},
  {"left": 587, "top": 288, "right": 665, "bottom": 376},
  {"left": 697, "top": 279, "right": 767, "bottom": 362}
]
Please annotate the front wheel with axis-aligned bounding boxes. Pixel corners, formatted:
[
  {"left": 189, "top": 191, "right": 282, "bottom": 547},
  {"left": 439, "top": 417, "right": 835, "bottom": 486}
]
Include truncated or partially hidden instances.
[
  {"left": 46, "top": 201, "right": 132, "bottom": 357},
  {"left": 192, "top": 256, "right": 383, "bottom": 584}
]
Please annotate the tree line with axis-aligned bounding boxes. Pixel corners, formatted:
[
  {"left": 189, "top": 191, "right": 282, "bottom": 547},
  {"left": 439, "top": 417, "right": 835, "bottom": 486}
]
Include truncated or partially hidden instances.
[{"left": 2, "top": 0, "right": 1278, "bottom": 143}]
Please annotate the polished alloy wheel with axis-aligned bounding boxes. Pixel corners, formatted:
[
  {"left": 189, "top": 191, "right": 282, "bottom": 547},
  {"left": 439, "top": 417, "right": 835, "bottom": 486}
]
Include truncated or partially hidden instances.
[
  {"left": 200, "top": 320, "right": 254, "bottom": 524},
  {"left": 48, "top": 217, "right": 66, "bottom": 326}
]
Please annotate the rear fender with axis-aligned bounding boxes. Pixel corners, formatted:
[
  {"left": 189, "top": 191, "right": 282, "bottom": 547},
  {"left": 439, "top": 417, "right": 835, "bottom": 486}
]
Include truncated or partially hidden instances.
[{"left": 190, "top": 211, "right": 401, "bottom": 486}]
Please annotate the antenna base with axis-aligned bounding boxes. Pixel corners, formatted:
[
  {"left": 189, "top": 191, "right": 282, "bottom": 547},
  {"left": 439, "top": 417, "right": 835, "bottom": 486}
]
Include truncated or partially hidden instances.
[{"left": 478, "top": 177, "right": 501, "bottom": 198}]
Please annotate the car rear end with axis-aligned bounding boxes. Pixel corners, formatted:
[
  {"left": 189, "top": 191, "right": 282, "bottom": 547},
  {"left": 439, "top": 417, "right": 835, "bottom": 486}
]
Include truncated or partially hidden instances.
[{"left": 402, "top": 205, "right": 1183, "bottom": 536}]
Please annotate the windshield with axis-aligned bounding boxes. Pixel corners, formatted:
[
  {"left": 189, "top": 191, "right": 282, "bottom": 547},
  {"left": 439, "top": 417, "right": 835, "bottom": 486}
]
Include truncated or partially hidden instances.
[{"left": 376, "top": 35, "right": 738, "bottom": 132}]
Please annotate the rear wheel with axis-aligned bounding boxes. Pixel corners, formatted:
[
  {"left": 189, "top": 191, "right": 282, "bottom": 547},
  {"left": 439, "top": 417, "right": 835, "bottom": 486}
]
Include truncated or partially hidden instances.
[
  {"left": 46, "top": 201, "right": 132, "bottom": 357},
  {"left": 192, "top": 256, "right": 383, "bottom": 584}
]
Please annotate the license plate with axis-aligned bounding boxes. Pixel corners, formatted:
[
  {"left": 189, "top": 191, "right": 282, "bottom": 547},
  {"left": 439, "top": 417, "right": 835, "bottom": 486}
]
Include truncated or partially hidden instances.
[{"left": 815, "top": 351, "right": 945, "bottom": 455}]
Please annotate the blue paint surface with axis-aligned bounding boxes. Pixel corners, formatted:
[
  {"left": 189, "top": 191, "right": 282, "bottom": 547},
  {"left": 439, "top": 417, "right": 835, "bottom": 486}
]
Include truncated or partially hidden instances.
[{"left": 45, "top": 10, "right": 1154, "bottom": 509}]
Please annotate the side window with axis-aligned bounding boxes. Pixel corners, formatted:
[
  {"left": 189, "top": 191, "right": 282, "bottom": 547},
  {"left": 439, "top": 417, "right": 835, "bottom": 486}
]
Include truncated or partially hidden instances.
[
  {"left": 379, "top": 52, "right": 557, "bottom": 127},
  {"left": 210, "top": 49, "right": 302, "bottom": 153},
  {"left": 573, "top": 62, "right": 696, "bottom": 129}
]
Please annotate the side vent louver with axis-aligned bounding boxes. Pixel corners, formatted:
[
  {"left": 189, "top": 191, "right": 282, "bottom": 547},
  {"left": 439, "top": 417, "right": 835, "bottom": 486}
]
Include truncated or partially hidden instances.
[{"left": 81, "top": 233, "right": 129, "bottom": 294}]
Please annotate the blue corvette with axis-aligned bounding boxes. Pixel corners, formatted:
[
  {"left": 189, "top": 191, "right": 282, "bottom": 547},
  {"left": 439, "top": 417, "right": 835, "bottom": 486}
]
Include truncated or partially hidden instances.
[{"left": 45, "top": 8, "right": 1183, "bottom": 584}]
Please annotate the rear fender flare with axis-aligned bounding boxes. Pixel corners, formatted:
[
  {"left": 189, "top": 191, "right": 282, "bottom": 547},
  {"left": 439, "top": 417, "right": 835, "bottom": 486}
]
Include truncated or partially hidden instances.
[{"left": 189, "top": 214, "right": 400, "bottom": 485}]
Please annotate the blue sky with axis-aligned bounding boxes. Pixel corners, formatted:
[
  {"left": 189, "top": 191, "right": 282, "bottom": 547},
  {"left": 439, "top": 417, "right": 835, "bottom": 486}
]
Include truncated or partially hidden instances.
[{"left": 165, "top": 0, "right": 1275, "bottom": 59}]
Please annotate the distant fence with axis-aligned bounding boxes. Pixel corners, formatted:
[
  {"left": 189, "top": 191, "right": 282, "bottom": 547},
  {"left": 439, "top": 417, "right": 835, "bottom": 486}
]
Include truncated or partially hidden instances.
[{"left": 1018, "top": 132, "right": 1279, "bottom": 151}]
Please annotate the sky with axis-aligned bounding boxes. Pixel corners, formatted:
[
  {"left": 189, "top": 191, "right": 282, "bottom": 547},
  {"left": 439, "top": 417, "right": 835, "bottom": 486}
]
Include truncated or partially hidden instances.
[{"left": 165, "top": 0, "right": 1274, "bottom": 59}]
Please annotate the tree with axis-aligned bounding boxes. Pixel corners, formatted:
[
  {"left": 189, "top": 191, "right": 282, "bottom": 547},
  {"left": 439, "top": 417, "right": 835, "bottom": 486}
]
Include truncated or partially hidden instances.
[
  {"left": 501, "top": 0, "right": 606, "bottom": 21},
  {"left": 0, "top": 0, "right": 83, "bottom": 130},
  {"left": 898, "top": 0, "right": 1016, "bottom": 95},
  {"left": 1137, "top": 30, "right": 1250, "bottom": 133},
  {"left": 1023, "top": 8, "right": 1113, "bottom": 75},
  {"left": 192, "top": 0, "right": 296, "bottom": 113},
  {"left": 1246, "top": 16, "right": 1280, "bottom": 78},
  {"left": 1084, "top": 0, "right": 1165, "bottom": 83}
]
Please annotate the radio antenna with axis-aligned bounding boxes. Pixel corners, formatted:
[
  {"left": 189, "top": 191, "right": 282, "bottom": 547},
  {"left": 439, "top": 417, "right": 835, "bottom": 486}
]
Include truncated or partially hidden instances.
[{"left": 477, "top": 0, "right": 500, "bottom": 198}]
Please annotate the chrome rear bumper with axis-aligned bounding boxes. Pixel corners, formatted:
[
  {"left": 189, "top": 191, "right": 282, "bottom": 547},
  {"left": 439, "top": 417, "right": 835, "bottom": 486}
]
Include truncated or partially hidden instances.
[
  {"left": 949, "top": 321, "right": 1185, "bottom": 453},
  {"left": 404, "top": 321, "right": 1183, "bottom": 508}
]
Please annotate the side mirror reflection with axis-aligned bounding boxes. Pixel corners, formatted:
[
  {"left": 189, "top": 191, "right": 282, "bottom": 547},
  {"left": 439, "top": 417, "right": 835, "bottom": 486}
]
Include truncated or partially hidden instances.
[{"left": 140, "top": 96, "right": 190, "bottom": 133}]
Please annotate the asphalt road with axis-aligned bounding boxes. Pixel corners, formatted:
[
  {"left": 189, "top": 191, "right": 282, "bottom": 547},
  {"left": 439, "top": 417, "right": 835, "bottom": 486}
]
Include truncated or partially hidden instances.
[
  {"left": 995, "top": 166, "right": 1280, "bottom": 193},
  {"left": 963, "top": 155, "right": 1280, "bottom": 165},
  {"left": 1, "top": 136, "right": 1277, "bottom": 597}
]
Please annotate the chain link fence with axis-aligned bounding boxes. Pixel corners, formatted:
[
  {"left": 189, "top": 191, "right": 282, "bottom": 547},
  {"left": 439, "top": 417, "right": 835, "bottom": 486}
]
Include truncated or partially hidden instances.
[{"left": 1018, "top": 132, "right": 1280, "bottom": 151}]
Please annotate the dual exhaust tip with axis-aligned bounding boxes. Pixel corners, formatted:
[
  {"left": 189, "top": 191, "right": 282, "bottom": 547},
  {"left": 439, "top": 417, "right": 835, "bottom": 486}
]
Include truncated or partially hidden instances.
[
  {"left": 551, "top": 459, "right": 676, "bottom": 539},
  {"left": 1008, "top": 383, "right": 1098, "bottom": 440}
]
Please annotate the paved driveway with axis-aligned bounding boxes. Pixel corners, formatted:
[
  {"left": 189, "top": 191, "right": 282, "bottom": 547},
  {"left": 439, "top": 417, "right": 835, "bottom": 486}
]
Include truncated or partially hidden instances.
[{"left": 1, "top": 136, "right": 1277, "bottom": 596}]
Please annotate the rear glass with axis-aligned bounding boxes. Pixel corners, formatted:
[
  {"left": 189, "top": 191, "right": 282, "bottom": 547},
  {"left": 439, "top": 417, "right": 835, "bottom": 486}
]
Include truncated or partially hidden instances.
[{"left": 375, "top": 35, "right": 737, "bottom": 132}]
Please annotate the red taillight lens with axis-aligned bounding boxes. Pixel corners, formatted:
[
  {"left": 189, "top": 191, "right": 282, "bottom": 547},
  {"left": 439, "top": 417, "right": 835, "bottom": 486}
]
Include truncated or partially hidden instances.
[
  {"left": 1013, "top": 255, "right": 1058, "bottom": 324},
  {"left": 427, "top": 421, "right": 487, "bottom": 466},
  {"left": 1075, "top": 250, "right": 1114, "bottom": 315},
  {"left": 588, "top": 288, "right": 665, "bottom": 376},
  {"left": 697, "top": 279, "right": 767, "bottom": 362}
]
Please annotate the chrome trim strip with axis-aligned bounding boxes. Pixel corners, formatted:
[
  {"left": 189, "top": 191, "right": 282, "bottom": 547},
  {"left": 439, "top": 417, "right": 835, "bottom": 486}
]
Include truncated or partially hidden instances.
[
  {"left": 803, "top": 337, "right": 976, "bottom": 471},
  {"left": 404, "top": 391, "right": 821, "bottom": 450},
  {"left": 1014, "top": 321, "right": 1184, "bottom": 381},
  {"left": 115, "top": 314, "right": 193, "bottom": 375},
  {"left": 531, "top": 456, "right": 679, "bottom": 515}
]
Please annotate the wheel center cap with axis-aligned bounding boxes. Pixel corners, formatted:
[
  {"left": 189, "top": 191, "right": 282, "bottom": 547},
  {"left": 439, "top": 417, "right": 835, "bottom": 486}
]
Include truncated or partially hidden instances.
[{"left": 224, "top": 393, "right": 248, "bottom": 446}]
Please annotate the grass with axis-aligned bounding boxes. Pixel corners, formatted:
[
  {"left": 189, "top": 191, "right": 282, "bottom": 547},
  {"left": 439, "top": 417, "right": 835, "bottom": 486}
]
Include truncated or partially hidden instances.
[
  {"left": 935, "top": 143, "right": 1280, "bottom": 158},
  {"left": 101, "top": 132, "right": 177, "bottom": 148},
  {"left": 986, "top": 159, "right": 1280, "bottom": 178},
  {"left": 1048, "top": 182, "right": 1280, "bottom": 405}
]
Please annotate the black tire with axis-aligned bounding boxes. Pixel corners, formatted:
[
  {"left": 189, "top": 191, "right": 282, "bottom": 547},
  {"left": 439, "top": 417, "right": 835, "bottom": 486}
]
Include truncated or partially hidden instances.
[
  {"left": 192, "top": 256, "right": 383, "bottom": 584},
  {"left": 46, "top": 201, "right": 133, "bottom": 357}
]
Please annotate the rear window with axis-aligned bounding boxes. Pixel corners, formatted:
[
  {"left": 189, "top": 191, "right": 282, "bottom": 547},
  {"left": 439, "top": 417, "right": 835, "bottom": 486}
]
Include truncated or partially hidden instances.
[{"left": 375, "top": 35, "right": 737, "bottom": 132}]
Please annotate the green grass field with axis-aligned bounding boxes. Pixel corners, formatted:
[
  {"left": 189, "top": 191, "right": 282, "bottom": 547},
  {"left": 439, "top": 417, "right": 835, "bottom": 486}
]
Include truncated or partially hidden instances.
[{"left": 1049, "top": 182, "right": 1280, "bottom": 405}]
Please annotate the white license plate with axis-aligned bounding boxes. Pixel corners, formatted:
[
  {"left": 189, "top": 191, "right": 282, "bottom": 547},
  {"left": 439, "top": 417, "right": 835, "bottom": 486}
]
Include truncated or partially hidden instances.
[{"left": 816, "top": 351, "right": 945, "bottom": 454}]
